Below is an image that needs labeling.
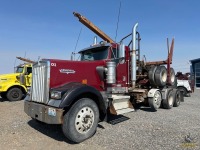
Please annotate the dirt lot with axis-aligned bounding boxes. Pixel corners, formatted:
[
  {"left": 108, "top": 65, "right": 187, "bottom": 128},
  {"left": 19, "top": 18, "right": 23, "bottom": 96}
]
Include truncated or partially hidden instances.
[{"left": 0, "top": 90, "right": 200, "bottom": 150}]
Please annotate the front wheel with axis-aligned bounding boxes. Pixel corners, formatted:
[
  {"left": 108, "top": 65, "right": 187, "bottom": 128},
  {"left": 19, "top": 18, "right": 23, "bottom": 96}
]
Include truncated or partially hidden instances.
[
  {"left": 62, "top": 98, "right": 99, "bottom": 143},
  {"left": 7, "top": 88, "right": 23, "bottom": 101}
]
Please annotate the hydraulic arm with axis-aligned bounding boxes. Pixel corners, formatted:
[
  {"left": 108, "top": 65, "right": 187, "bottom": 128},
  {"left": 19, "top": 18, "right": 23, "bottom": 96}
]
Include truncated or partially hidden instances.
[
  {"left": 16, "top": 57, "right": 35, "bottom": 63},
  {"left": 73, "top": 12, "right": 114, "bottom": 43}
]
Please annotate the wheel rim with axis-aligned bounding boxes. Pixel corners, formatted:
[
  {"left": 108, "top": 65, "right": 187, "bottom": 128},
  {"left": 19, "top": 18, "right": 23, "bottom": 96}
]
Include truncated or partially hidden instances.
[
  {"left": 161, "top": 71, "right": 167, "bottom": 82},
  {"left": 75, "top": 107, "right": 94, "bottom": 134},
  {"left": 11, "top": 90, "right": 19, "bottom": 98},
  {"left": 154, "top": 91, "right": 161, "bottom": 107}
]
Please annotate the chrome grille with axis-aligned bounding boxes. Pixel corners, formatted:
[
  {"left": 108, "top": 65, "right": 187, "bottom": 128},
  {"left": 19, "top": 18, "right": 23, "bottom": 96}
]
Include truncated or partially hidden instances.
[{"left": 31, "top": 61, "right": 50, "bottom": 104}]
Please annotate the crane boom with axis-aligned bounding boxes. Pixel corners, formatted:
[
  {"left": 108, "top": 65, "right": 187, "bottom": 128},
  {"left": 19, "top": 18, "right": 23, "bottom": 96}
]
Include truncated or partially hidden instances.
[
  {"left": 16, "top": 57, "right": 35, "bottom": 63},
  {"left": 73, "top": 12, "right": 114, "bottom": 43}
]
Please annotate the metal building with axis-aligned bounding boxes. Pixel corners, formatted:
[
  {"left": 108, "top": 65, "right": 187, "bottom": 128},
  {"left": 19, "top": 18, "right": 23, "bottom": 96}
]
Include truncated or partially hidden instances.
[{"left": 190, "top": 58, "right": 200, "bottom": 88}]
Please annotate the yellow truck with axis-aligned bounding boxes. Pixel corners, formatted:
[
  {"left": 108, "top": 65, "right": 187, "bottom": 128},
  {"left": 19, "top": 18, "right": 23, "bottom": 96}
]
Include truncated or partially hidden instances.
[{"left": 0, "top": 57, "right": 33, "bottom": 101}]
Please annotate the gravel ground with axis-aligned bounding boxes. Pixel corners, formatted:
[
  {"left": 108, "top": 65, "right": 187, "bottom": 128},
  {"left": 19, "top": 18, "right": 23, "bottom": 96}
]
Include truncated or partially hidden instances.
[{"left": 0, "top": 90, "right": 200, "bottom": 150}]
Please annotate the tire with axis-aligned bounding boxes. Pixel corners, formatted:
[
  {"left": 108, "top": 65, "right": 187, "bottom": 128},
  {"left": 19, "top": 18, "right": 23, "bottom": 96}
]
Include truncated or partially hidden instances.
[
  {"left": 148, "top": 66, "right": 157, "bottom": 86},
  {"left": 62, "top": 98, "right": 99, "bottom": 143},
  {"left": 154, "top": 66, "right": 167, "bottom": 87},
  {"left": 172, "top": 77, "right": 177, "bottom": 88},
  {"left": 148, "top": 90, "right": 162, "bottom": 111},
  {"left": 162, "top": 89, "right": 174, "bottom": 109},
  {"left": 173, "top": 89, "right": 181, "bottom": 107},
  {"left": 170, "top": 68, "right": 176, "bottom": 86},
  {"left": 6, "top": 88, "right": 23, "bottom": 101},
  {"left": 0, "top": 92, "right": 7, "bottom": 99},
  {"left": 177, "top": 87, "right": 187, "bottom": 97}
]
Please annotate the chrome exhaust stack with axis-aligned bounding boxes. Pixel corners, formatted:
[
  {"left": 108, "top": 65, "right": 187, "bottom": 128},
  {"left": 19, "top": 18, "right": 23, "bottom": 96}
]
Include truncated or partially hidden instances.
[
  {"left": 131, "top": 23, "right": 138, "bottom": 88},
  {"left": 93, "top": 36, "right": 97, "bottom": 45}
]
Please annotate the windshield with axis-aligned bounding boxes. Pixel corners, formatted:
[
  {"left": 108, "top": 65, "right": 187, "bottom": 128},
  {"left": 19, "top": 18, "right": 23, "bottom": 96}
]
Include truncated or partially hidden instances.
[
  {"left": 15, "top": 67, "right": 24, "bottom": 73},
  {"left": 80, "top": 46, "right": 109, "bottom": 61}
]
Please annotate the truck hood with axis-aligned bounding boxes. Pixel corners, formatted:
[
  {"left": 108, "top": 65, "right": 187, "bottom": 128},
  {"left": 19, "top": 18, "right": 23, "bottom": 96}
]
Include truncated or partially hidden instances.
[
  {"left": 48, "top": 59, "right": 106, "bottom": 91},
  {"left": 0, "top": 73, "right": 20, "bottom": 81}
]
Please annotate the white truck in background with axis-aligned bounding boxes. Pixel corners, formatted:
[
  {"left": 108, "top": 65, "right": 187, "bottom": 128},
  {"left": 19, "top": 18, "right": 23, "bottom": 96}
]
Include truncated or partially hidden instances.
[{"left": 176, "top": 72, "right": 194, "bottom": 97}]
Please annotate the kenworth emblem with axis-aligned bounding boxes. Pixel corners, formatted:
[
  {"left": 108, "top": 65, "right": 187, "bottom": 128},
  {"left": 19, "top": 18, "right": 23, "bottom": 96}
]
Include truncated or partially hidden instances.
[{"left": 60, "top": 69, "right": 76, "bottom": 74}]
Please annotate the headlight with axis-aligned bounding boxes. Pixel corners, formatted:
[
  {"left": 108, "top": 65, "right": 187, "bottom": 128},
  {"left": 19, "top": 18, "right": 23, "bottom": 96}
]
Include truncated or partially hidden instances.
[{"left": 50, "top": 91, "right": 62, "bottom": 100}]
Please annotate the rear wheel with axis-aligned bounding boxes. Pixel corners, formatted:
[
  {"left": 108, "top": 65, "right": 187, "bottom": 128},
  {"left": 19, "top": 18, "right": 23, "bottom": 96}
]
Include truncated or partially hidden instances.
[
  {"left": 162, "top": 89, "right": 174, "bottom": 109},
  {"left": 173, "top": 89, "right": 181, "bottom": 107},
  {"left": 62, "top": 98, "right": 99, "bottom": 143},
  {"left": 148, "top": 90, "right": 162, "bottom": 111},
  {"left": 177, "top": 87, "right": 187, "bottom": 97},
  {"left": 6, "top": 88, "right": 23, "bottom": 101},
  {"left": 148, "top": 66, "right": 157, "bottom": 86}
]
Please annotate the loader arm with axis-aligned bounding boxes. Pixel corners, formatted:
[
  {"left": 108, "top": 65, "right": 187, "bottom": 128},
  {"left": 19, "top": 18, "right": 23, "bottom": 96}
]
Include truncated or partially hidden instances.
[
  {"left": 16, "top": 57, "right": 35, "bottom": 63},
  {"left": 73, "top": 12, "right": 114, "bottom": 43}
]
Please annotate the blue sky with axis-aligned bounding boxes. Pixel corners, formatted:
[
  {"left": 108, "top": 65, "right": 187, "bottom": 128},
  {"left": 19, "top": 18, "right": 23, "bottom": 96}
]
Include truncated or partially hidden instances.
[{"left": 0, "top": 0, "right": 199, "bottom": 74}]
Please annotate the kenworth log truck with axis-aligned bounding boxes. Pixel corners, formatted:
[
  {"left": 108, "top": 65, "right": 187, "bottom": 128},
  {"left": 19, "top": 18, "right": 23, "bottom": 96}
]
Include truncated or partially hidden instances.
[
  {"left": 0, "top": 57, "right": 33, "bottom": 101},
  {"left": 24, "top": 12, "right": 181, "bottom": 143}
]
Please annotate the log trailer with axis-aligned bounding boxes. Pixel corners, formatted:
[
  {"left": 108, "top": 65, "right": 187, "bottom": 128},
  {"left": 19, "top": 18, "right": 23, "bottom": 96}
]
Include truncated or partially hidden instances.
[{"left": 24, "top": 12, "right": 181, "bottom": 143}]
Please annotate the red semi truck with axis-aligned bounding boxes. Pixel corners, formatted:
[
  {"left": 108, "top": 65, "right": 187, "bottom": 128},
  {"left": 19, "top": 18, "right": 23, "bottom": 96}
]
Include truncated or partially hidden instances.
[{"left": 24, "top": 12, "right": 181, "bottom": 143}]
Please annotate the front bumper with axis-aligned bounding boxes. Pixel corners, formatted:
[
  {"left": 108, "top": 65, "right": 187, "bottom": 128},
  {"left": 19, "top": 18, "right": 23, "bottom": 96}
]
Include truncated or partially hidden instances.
[{"left": 24, "top": 101, "right": 64, "bottom": 124}]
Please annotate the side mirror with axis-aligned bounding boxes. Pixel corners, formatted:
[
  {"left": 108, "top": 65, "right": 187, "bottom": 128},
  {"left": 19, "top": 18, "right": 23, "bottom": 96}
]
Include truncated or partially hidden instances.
[
  {"left": 118, "top": 43, "right": 125, "bottom": 64},
  {"left": 119, "top": 43, "right": 125, "bottom": 58}
]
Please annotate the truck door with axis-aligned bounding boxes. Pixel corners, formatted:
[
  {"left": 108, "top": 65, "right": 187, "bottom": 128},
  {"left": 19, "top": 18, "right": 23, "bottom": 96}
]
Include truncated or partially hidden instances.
[{"left": 25, "top": 67, "right": 32, "bottom": 86}]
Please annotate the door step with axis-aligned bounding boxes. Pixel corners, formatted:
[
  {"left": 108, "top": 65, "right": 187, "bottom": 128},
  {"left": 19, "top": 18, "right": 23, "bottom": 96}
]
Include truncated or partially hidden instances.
[
  {"left": 107, "top": 114, "right": 130, "bottom": 125},
  {"left": 109, "top": 94, "right": 135, "bottom": 115}
]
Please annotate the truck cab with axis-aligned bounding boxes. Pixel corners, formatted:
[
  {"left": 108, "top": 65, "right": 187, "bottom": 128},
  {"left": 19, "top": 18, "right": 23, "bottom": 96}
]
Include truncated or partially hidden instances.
[
  {"left": 0, "top": 63, "right": 32, "bottom": 101},
  {"left": 24, "top": 28, "right": 179, "bottom": 143}
]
